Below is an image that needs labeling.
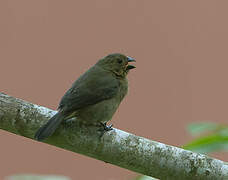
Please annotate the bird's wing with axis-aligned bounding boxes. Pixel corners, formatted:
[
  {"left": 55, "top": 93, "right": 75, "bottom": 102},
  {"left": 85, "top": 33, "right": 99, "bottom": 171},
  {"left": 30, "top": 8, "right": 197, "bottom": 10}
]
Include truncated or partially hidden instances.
[{"left": 58, "top": 66, "right": 119, "bottom": 114}]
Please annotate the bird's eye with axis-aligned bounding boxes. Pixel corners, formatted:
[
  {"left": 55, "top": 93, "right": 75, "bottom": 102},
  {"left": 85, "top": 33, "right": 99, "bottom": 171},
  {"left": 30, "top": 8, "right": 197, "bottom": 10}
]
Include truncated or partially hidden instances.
[{"left": 117, "top": 59, "right": 122, "bottom": 64}]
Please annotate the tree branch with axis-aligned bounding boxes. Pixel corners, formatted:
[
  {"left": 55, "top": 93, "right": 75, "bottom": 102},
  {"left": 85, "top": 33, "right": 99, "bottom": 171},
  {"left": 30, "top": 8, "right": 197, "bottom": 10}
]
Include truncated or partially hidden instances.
[{"left": 0, "top": 93, "right": 228, "bottom": 180}]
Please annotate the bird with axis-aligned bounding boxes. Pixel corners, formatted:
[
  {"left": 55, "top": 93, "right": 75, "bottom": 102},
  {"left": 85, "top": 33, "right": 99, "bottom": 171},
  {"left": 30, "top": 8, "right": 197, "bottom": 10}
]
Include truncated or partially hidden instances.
[{"left": 34, "top": 53, "right": 136, "bottom": 141}]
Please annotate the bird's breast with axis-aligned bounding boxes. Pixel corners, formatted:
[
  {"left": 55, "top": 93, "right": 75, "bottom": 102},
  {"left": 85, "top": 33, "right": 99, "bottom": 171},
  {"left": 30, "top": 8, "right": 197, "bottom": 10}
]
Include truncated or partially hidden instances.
[{"left": 77, "top": 78, "right": 128, "bottom": 124}]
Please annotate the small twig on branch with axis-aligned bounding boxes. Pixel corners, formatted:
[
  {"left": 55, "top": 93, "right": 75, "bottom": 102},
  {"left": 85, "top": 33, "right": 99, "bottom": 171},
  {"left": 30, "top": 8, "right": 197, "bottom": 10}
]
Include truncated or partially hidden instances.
[{"left": 0, "top": 93, "right": 228, "bottom": 180}]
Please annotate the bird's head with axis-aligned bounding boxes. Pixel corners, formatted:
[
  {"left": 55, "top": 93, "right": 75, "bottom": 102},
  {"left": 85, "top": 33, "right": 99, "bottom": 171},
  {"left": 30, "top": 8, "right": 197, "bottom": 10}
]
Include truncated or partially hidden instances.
[{"left": 96, "top": 53, "right": 136, "bottom": 78}]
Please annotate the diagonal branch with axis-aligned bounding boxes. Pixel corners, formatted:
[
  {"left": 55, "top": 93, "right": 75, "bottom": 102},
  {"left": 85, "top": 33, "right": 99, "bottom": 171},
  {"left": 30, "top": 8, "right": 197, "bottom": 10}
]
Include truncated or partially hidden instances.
[{"left": 0, "top": 92, "right": 228, "bottom": 180}]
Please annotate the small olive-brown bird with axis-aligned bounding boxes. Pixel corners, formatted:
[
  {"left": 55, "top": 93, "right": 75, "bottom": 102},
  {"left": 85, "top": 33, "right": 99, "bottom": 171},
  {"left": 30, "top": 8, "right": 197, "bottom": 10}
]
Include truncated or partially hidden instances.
[{"left": 34, "top": 53, "right": 136, "bottom": 141}]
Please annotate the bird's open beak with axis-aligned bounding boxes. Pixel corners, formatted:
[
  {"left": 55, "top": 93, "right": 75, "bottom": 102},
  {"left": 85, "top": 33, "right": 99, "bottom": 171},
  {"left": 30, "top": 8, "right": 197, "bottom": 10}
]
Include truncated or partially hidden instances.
[
  {"left": 126, "top": 56, "right": 136, "bottom": 70},
  {"left": 127, "top": 56, "right": 136, "bottom": 62}
]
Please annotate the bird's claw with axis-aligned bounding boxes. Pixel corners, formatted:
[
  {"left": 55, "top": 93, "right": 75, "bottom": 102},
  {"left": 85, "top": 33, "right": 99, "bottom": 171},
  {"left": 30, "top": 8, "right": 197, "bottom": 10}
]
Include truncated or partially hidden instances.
[
  {"left": 98, "top": 122, "right": 113, "bottom": 138},
  {"left": 99, "top": 122, "right": 113, "bottom": 131}
]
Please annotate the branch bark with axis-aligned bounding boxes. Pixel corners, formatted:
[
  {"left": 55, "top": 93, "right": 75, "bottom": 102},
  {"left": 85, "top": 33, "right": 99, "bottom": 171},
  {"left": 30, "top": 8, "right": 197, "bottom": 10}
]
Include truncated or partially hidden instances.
[{"left": 0, "top": 93, "right": 228, "bottom": 180}]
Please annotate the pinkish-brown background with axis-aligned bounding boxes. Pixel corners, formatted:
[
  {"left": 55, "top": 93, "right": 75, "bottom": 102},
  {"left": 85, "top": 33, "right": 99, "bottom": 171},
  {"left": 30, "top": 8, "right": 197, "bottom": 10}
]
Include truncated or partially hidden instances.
[{"left": 1, "top": 0, "right": 228, "bottom": 179}]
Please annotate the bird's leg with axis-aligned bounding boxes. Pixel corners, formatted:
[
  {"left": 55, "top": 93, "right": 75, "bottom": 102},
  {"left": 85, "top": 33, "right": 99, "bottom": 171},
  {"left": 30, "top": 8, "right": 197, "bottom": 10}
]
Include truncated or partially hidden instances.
[
  {"left": 99, "top": 122, "right": 113, "bottom": 131},
  {"left": 98, "top": 122, "right": 113, "bottom": 138}
]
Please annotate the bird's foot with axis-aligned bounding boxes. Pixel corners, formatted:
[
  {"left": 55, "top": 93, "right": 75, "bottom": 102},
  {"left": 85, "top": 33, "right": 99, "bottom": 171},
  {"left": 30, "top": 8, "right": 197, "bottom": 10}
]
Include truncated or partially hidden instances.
[
  {"left": 100, "top": 122, "right": 113, "bottom": 131},
  {"left": 98, "top": 122, "right": 113, "bottom": 138}
]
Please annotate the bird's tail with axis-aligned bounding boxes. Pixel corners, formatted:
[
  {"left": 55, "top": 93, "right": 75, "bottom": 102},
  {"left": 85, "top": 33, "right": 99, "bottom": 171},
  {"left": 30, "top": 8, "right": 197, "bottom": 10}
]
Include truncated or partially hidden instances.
[{"left": 34, "top": 112, "right": 64, "bottom": 141}]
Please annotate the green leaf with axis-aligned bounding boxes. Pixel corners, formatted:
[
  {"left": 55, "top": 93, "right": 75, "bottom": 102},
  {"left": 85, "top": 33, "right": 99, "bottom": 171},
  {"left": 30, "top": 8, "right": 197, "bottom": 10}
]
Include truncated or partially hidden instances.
[
  {"left": 134, "top": 175, "right": 158, "bottom": 180},
  {"left": 218, "top": 128, "right": 228, "bottom": 136},
  {"left": 187, "top": 122, "right": 220, "bottom": 136},
  {"left": 183, "top": 134, "right": 228, "bottom": 153}
]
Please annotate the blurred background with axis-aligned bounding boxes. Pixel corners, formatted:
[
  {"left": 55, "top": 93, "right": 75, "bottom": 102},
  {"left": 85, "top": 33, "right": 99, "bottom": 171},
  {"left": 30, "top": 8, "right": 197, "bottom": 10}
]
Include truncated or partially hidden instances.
[{"left": 1, "top": 0, "right": 228, "bottom": 179}]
